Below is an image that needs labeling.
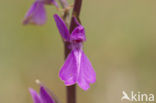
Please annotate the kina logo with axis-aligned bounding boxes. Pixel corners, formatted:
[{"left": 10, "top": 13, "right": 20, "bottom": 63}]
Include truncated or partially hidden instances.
[{"left": 121, "top": 91, "right": 154, "bottom": 102}]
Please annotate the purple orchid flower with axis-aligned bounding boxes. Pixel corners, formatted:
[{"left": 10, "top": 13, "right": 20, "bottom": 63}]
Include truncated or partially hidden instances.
[
  {"left": 29, "top": 85, "right": 55, "bottom": 103},
  {"left": 23, "top": 0, "right": 58, "bottom": 25},
  {"left": 53, "top": 14, "right": 96, "bottom": 91}
]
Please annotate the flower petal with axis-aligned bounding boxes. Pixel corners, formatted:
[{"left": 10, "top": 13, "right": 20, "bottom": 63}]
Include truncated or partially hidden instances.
[
  {"left": 40, "top": 86, "right": 55, "bottom": 103},
  {"left": 53, "top": 14, "right": 70, "bottom": 41},
  {"left": 29, "top": 88, "right": 43, "bottom": 103},
  {"left": 73, "top": 17, "right": 80, "bottom": 26},
  {"left": 70, "top": 25, "right": 86, "bottom": 42},
  {"left": 23, "top": 2, "right": 46, "bottom": 25},
  {"left": 77, "top": 51, "right": 96, "bottom": 90},
  {"left": 43, "top": 86, "right": 61, "bottom": 103},
  {"left": 59, "top": 50, "right": 77, "bottom": 86}
]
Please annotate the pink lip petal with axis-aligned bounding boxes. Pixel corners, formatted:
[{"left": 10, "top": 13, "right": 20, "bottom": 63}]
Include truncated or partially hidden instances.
[{"left": 59, "top": 50, "right": 77, "bottom": 86}]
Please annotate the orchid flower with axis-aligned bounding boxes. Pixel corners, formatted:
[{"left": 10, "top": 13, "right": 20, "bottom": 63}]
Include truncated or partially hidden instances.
[
  {"left": 23, "top": 0, "right": 58, "bottom": 25},
  {"left": 53, "top": 14, "right": 96, "bottom": 91},
  {"left": 29, "top": 85, "right": 55, "bottom": 103}
]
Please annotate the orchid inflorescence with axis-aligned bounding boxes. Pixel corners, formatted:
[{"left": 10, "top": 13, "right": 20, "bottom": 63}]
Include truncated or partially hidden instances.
[{"left": 23, "top": 0, "right": 96, "bottom": 102}]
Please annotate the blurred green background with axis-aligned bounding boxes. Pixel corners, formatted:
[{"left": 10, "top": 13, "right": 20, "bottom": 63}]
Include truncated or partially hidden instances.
[{"left": 0, "top": 0, "right": 156, "bottom": 103}]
